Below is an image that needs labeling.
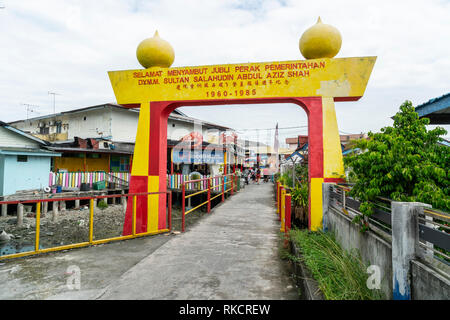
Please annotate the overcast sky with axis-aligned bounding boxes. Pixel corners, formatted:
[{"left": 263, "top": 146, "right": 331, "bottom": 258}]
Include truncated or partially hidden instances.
[{"left": 1, "top": 0, "right": 449, "bottom": 146}]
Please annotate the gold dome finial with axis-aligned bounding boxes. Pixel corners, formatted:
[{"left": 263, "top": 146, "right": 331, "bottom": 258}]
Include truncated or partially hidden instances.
[
  {"left": 299, "top": 17, "right": 342, "bottom": 59},
  {"left": 136, "top": 30, "right": 175, "bottom": 69}
]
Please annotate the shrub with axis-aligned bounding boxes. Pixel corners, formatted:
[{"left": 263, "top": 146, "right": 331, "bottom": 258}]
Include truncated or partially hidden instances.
[
  {"left": 289, "top": 229, "right": 384, "bottom": 300},
  {"left": 97, "top": 200, "right": 108, "bottom": 210},
  {"left": 345, "top": 100, "right": 449, "bottom": 230}
]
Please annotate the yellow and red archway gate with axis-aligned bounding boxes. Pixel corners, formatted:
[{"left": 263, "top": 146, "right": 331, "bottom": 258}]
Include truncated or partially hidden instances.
[{"left": 108, "top": 57, "right": 376, "bottom": 234}]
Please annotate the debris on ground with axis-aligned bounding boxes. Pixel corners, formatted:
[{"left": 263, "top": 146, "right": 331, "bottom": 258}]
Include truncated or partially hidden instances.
[{"left": 0, "top": 204, "right": 127, "bottom": 254}]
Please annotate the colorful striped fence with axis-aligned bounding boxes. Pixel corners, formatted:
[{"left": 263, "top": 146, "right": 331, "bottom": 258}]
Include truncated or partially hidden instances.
[
  {"left": 49, "top": 172, "right": 130, "bottom": 188},
  {"left": 167, "top": 174, "right": 224, "bottom": 192}
]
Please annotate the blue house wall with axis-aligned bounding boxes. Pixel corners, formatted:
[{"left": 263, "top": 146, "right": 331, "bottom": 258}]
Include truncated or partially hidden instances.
[
  {"left": 0, "top": 155, "right": 4, "bottom": 196},
  {"left": 1, "top": 154, "right": 52, "bottom": 196}
]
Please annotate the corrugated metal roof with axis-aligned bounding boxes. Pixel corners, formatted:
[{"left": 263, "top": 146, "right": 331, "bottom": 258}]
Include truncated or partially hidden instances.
[
  {"left": 438, "top": 139, "right": 450, "bottom": 147},
  {"left": 46, "top": 146, "right": 133, "bottom": 155},
  {"left": 0, "top": 147, "right": 60, "bottom": 156},
  {"left": 415, "top": 93, "right": 450, "bottom": 109}
]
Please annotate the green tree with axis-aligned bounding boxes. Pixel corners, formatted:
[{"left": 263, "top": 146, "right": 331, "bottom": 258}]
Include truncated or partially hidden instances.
[{"left": 344, "top": 100, "right": 449, "bottom": 230}]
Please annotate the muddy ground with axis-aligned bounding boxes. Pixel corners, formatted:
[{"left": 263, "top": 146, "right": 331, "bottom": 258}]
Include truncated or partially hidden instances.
[{"left": 0, "top": 202, "right": 127, "bottom": 255}]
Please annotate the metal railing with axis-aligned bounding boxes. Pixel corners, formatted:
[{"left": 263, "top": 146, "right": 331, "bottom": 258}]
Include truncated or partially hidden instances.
[
  {"left": 49, "top": 171, "right": 130, "bottom": 190},
  {"left": 0, "top": 191, "right": 171, "bottom": 261},
  {"left": 167, "top": 173, "right": 224, "bottom": 191},
  {"left": 329, "top": 184, "right": 392, "bottom": 235},
  {"left": 104, "top": 172, "right": 129, "bottom": 188},
  {"left": 328, "top": 184, "right": 450, "bottom": 263},
  {"left": 181, "top": 174, "right": 238, "bottom": 232},
  {"left": 418, "top": 208, "right": 450, "bottom": 262}
]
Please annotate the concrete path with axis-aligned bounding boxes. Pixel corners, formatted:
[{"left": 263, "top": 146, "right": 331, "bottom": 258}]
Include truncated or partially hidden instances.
[
  {"left": 0, "top": 182, "right": 297, "bottom": 300},
  {"left": 96, "top": 182, "right": 297, "bottom": 300},
  {"left": 0, "top": 233, "right": 172, "bottom": 300}
]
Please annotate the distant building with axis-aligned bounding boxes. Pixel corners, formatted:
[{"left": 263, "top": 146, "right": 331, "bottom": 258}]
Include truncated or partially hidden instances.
[
  {"left": 286, "top": 137, "right": 300, "bottom": 151},
  {"left": 8, "top": 103, "right": 244, "bottom": 177},
  {"left": 283, "top": 133, "right": 368, "bottom": 168},
  {"left": 0, "top": 121, "right": 60, "bottom": 196},
  {"left": 286, "top": 134, "right": 367, "bottom": 152},
  {"left": 8, "top": 103, "right": 192, "bottom": 143}
]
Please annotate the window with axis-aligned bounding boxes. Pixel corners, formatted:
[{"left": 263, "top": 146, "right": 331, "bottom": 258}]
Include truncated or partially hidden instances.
[
  {"left": 17, "top": 155, "right": 28, "bottom": 162},
  {"left": 120, "top": 157, "right": 130, "bottom": 171},
  {"left": 62, "top": 153, "right": 84, "bottom": 158},
  {"left": 83, "top": 116, "right": 87, "bottom": 121},
  {"left": 39, "top": 127, "right": 49, "bottom": 134}
]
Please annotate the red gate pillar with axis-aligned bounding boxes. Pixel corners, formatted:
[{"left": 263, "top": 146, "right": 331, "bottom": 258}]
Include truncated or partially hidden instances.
[{"left": 302, "top": 97, "right": 324, "bottom": 231}]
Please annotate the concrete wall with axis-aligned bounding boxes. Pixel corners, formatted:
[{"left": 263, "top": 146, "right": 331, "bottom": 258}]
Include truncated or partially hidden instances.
[
  {"left": 325, "top": 187, "right": 450, "bottom": 300},
  {"left": 2, "top": 154, "right": 52, "bottom": 196},
  {"left": 110, "top": 109, "right": 139, "bottom": 142},
  {"left": 110, "top": 109, "right": 225, "bottom": 143},
  {"left": 167, "top": 118, "right": 221, "bottom": 142},
  {"left": 411, "top": 260, "right": 450, "bottom": 300},
  {"left": 67, "top": 109, "right": 112, "bottom": 141},
  {"left": 12, "top": 116, "right": 69, "bottom": 136},
  {"left": 327, "top": 206, "right": 393, "bottom": 299}
]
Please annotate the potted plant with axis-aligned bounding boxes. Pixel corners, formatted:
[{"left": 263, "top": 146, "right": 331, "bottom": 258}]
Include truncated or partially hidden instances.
[{"left": 291, "top": 183, "right": 309, "bottom": 226}]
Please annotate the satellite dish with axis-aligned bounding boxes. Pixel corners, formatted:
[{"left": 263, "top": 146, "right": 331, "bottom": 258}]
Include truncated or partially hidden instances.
[{"left": 44, "top": 186, "right": 51, "bottom": 193}]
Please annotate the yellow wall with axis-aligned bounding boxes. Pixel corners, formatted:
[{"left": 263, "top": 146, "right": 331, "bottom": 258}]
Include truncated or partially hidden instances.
[
  {"left": 310, "top": 178, "right": 324, "bottom": 231},
  {"left": 322, "top": 97, "right": 345, "bottom": 179},
  {"left": 33, "top": 133, "right": 68, "bottom": 142},
  {"left": 54, "top": 153, "right": 109, "bottom": 172}
]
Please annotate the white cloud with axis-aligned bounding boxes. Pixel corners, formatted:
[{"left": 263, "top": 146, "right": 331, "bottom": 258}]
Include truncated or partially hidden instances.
[{"left": 0, "top": 0, "right": 449, "bottom": 142}]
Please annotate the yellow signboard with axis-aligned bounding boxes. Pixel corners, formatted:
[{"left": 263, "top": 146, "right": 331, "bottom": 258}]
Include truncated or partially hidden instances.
[{"left": 109, "top": 57, "right": 376, "bottom": 104}]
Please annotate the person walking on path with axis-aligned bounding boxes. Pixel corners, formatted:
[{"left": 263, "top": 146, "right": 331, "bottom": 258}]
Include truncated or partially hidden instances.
[
  {"left": 243, "top": 168, "right": 249, "bottom": 185},
  {"left": 256, "top": 168, "right": 261, "bottom": 185}
]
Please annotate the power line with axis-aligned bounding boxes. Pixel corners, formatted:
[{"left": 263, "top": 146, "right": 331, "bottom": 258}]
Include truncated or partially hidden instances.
[
  {"left": 235, "top": 125, "right": 308, "bottom": 131},
  {"left": 339, "top": 130, "right": 364, "bottom": 135}
]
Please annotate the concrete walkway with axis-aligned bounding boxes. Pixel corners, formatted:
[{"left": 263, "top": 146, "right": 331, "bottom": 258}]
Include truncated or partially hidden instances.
[
  {"left": 97, "top": 182, "right": 297, "bottom": 300},
  {"left": 0, "top": 182, "right": 297, "bottom": 300}
]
